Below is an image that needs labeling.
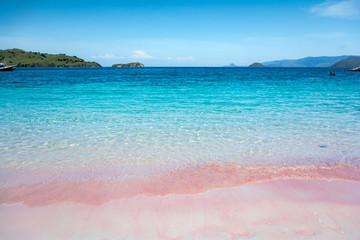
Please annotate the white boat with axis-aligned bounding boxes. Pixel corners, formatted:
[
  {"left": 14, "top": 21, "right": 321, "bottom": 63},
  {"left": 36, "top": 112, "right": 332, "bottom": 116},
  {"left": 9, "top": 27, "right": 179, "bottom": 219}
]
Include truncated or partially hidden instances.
[
  {"left": 0, "top": 59, "right": 16, "bottom": 71},
  {"left": 350, "top": 66, "right": 360, "bottom": 72}
]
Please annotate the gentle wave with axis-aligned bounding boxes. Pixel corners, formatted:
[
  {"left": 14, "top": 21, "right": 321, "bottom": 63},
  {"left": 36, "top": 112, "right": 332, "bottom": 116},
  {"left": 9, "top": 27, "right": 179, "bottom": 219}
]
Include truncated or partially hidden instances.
[{"left": 1, "top": 162, "right": 359, "bottom": 207}]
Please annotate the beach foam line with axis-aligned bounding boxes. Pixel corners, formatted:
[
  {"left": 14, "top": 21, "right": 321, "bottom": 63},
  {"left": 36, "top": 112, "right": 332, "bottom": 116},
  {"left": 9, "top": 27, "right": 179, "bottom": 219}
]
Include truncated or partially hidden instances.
[
  {"left": 0, "top": 162, "right": 359, "bottom": 207},
  {"left": 1, "top": 179, "right": 360, "bottom": 240}
]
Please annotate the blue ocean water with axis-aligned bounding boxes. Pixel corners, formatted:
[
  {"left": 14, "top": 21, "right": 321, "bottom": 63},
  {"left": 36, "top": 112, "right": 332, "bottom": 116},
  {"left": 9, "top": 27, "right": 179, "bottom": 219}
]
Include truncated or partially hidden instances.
[{"left": 0, "top": 67, "right": 359, "bottom": 171}]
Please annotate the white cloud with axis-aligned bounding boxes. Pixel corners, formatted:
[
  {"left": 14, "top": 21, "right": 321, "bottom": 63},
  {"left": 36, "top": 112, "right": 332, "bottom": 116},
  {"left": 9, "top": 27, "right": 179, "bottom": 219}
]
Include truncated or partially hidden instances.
[
  {"left": 310, "top": 0, "right": 360, "bottom": 19},
  {"left": 129, "top": 50, "right": 154, "bottom": 59},
  {"left": 176, "top": 56, "right": 195, "bottom": 61},
  {"left": 90, "top": 53, "right": 123, "bottom": 59},
  {"left": 168, "top": 56, "right": 195, "bottom": 61}
]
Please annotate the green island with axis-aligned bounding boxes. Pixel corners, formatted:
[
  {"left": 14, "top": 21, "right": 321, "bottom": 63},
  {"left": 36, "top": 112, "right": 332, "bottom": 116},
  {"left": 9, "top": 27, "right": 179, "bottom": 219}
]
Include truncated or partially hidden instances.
[
  {"left": 112, "top": 62, "right": 145, "bottom": 67},
  {"left": 248, "top": 62, "right": 265, "bottom": 67},
  {"left": 0, "top": 48, "right": 101, "bottom": 67}
]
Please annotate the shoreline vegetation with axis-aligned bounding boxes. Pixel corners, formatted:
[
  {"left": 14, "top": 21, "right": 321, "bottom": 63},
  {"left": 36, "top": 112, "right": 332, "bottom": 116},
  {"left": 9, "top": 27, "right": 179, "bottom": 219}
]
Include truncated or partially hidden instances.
[
  {"left": 0, "top": 48, "right": 101, "bottom": 67},
  {"left": 112, "top": 62, "right": 145, "bottom": 67}
]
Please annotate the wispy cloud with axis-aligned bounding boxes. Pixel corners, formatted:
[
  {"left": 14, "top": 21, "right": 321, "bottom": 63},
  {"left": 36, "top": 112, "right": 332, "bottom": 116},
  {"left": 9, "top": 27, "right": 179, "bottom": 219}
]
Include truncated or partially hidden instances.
[
  {"left": 243, "top": 36, "right": 288, "bottom": 43},
  {"left": 305, "top": 32, "right": 346, "bottom": 38},
  {"left": 90, "top": 53, "right": 123, "bottom": 59},
  {"left": 168, "top": 56, "right": 195, "bottom": 61},
  {"left": 310, "top": 0, "right": 360, "bottom": 19},
  {"left": 129, "top": 50, "right": 154, "bottom": 59}
]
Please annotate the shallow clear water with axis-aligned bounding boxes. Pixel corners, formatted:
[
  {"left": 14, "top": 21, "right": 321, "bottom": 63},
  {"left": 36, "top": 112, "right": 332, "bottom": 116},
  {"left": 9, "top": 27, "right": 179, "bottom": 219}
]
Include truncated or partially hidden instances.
[
  {"left": 1, "top": 67, "right": 360, "bottom": 172},
  {"left": 1, "top": 67, "right": 360, "bottom": 240}
]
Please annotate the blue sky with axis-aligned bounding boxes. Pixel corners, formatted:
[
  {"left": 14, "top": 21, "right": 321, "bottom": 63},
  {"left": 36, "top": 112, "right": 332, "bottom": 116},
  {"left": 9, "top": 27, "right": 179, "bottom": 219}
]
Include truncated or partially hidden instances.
[{"left": 1, "top": 0, "right": 359, "bottom": 66}]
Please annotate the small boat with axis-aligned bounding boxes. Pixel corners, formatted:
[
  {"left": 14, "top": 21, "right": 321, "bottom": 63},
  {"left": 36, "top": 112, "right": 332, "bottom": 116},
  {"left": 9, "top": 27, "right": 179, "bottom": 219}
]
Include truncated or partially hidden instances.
[
  {"left": 350, "top": 66, "right": 360, "bottom": 72},
  {"left": 0, "top": 59, "right": 16, "bottom": 71}
]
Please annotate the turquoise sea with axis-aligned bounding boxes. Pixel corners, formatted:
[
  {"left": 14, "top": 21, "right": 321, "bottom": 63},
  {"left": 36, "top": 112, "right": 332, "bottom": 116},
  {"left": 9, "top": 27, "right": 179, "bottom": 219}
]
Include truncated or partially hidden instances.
[
  {"left": 1, "top": 66, "right": 360, "bottom": 240},
  {"left": 0, "top": 67, "right": 359, "bottom": 185}
]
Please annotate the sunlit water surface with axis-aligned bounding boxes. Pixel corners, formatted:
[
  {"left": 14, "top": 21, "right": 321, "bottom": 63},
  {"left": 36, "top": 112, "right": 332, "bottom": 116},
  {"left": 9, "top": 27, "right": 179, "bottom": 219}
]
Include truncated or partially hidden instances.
[{"left": 0, "top": 67, "right": 359, "bottom": 176}]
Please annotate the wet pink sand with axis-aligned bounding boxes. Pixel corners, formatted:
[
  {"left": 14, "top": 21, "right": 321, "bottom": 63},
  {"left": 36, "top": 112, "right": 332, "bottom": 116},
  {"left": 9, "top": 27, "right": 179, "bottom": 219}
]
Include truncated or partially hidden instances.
[
  {"left": 1, "top": 179, "right": 360, "bottom": 240},
  {"left": 1, "top": 163, "right": 360, "bottom": 239}
]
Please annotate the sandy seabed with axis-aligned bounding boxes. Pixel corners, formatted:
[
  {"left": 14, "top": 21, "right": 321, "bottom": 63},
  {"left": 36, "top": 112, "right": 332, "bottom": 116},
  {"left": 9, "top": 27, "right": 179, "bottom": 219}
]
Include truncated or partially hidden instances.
[{"left": 1, "top": 179, "right": 359, "bottom": 240}]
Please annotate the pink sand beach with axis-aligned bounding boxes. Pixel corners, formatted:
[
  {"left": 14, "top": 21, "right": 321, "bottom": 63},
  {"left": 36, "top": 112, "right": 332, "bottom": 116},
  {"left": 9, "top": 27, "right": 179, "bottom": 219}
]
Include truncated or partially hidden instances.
[{"left": 1, "top": 163, "right": 359, "bottom": 240}]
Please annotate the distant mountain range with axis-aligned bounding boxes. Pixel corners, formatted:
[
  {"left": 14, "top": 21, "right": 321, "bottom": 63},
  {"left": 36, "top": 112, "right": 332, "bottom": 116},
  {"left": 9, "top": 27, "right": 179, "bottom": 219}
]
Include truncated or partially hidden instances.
[
  {"left": 262, "top": 56, "right": 353, "bottom": 67},
  {"left": 331, "top": 56, "right": 360, "bottom": 68},
  {"left": 246, "top": 55, "right": 360, "bottom": 68}
]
